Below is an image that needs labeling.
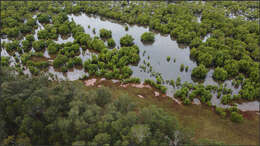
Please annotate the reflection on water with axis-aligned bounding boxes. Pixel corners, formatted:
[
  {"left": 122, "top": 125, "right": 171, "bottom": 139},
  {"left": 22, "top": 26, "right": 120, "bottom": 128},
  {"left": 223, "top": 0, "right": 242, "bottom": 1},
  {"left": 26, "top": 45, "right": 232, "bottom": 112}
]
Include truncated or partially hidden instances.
[
  {"left": 1, "top": 49, "right": 9, "bottom": 57},
  {"left": 66, "top": 68, "right": 86, "bottom": 81},
  {"left": 54, "top": 35, "right": 74, "bottom": 44},
  {"left": 43, "top": 49, "right": 50, "bottom": 58},
  {"left": 1, "top": 13, "right": 259, "bottom": 112}
]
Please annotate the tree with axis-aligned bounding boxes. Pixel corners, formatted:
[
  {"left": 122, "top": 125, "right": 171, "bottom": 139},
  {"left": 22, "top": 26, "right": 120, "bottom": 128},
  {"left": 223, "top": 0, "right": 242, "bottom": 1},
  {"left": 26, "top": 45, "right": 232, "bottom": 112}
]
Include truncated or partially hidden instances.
[
  {"left": 93, "top": 133, "right": 111, "bottom": 145},
  {"left": 58, "top": 23, "right": 70, "bottom": 35},
  {"left": 223, "top": 59, "right": 239, "bottom": 77},
  {"left": 107, "top": 38, "right": 116, "bottom": 48},
  {"left": 191, "top": 64, "right": 208, "bottom": 79},
  {"left": 95, "top": 87, "right": 112, "bottom": 107},
  {"left": 230, "top": 112, "right": 243, "bottom": 123},
  {"left": 213, "top": 67, "right": 228, "bottom": 81},
  {"left": 129, "top": 124, "right": 151, "bottom": 144},
  {"left": 99, "top": 28, "right": 112, "bottom": 39},
  {"left": 53, "top": 55, "right": 68, "bottom": 68},
  {"left": 6, "top": 27, "right": 19, "bottom": 38},
  {"left": 32, "top": 40, "right": 46, "bottom": 52},
  {"left": 47, "top": 43, "right": 59, "bottom": 54},
  {"left": 120, "top": 34, "right": 134, "bottom": 46},
  {"left": 5, "top": 40, "right": 20, "bottom": 53},
  {"left": 37, "top": 13, "right": 50, "bottom": 23},
  {"left": 1, "top": 56, "right": 10, "bottom": 66},
  {"left": 141, "top": 32, "right": 155, "bottom": 43},
  {"left": 198, "top": 52, "right": 213, "bottom": 67},
  {"left": 91, "top": 38, "right": 106, "bottom": 51},
  {"left": 37, "top": 29, "right": 49, "bottom": 40}
]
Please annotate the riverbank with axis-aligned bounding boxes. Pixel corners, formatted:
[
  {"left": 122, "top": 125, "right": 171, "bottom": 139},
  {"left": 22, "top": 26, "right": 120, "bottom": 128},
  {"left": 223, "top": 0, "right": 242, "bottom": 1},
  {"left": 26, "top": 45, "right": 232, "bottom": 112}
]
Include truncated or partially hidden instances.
[{"left": 81, "top": 79, "right": 259, "bottom": 145}]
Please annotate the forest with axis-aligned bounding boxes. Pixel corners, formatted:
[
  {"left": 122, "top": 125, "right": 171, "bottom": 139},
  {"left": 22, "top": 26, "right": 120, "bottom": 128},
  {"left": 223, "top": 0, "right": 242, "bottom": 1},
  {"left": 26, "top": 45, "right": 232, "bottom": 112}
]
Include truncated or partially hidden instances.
[
  {"left": 0, "top": 67, "right": 229, "bottom": 146},
  {"left": 0, "top": 1, "right": 259, "bottom": 145}
]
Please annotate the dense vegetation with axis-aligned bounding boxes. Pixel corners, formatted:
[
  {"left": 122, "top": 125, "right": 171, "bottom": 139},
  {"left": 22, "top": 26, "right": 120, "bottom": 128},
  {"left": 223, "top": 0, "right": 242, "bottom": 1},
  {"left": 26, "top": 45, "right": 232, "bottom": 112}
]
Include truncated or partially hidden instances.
[
  {"left": 141, "top": 32, "right": 155, "bottom": 43},
  {"left": 0, "top": 68, "right": 200, "bottom": 146},
  {"left": 0, "top": 0, "right": 259, "bottom": 122}
]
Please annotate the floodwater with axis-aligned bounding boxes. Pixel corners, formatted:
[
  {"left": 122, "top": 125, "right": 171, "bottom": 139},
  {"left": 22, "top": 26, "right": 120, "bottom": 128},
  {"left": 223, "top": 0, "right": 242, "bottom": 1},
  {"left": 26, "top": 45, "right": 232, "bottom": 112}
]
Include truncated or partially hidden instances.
[{"left": 1, "top": 13, "right": 259, "bottom": 112}]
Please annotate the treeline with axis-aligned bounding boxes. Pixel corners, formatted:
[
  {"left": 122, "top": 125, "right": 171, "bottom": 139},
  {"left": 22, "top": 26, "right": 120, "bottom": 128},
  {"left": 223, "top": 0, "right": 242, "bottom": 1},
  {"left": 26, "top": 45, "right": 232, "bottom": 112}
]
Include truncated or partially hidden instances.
[{"left": 0, "top": 67, "right": 226, "bottom": 146}]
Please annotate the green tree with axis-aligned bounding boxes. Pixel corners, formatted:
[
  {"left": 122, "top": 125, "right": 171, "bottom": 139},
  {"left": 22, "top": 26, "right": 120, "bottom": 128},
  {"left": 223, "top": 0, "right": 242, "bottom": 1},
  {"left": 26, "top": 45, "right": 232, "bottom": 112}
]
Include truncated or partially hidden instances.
[
  {"left": 141, "top": 32, "right": 155, "bottom": 43},
  {"left": 99, "top": 28, "right": 112, "bottom": 39},
  {"left": 213, "top": 67, "right": 228, "bottom": 81},
  {"left": 120, "top": 34, "right": 134, "bottom": 46},
  {"left": 191, "top": 64, "right": 208, "bottom": 79}
]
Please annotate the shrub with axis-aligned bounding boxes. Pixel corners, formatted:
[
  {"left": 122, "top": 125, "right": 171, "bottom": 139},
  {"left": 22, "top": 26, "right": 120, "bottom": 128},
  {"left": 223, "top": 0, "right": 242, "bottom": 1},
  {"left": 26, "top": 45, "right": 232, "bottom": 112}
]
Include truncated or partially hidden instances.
[
  {"left": 37, "top": 13, "right": 50, "bottom": 23},
  {"left": 125, "top": 25, "right": 128, "bottom": 31},
  {"left": 191, "top": 64, "right": 208, "bottom": 79},
  {"left": 221, "top": 94, "right": 232, "bottom": 105},
  {"left": 176, "top": 77, "right": 181, "bottom": 86},
  {"left": 32, "top": 40, "right": 46, "bottom": 52},
  {"left": 141, "top": 32, "right": 155, "bottom": 43},
  {"left": 95, "top": 87, "right": 112, "bottom": 107},
  {"left": 185, "top": 66, "right": 189, "bottom": 72},
  {"left": 167, "top": 56, "right": 170, "bottom": 62},
  {"left": 91, "top": 38, "right": 106, "bottom": 51},
  {"left": 213, "top": 67, "right": 228, "bottom": 81},
  {"left": 120, "top": 34, "right": 134, "bottom": 46},
  {"left": 1, "top": 56, "right": 10, "bottom": 66},
  {"left": 53, "top": 55, "right": 68, "bottom": 68},
  {"left": 99, "top": 28, "right": 112, "bottom": 39},
  {"left": 73, "top": 57, "right": 82, "bottom": 67},
  {"left": 215, "top": 107, "right": 226, "bottom": 118},
  {"left": 107, "top": 38, "right": 116, "bottom": 48},
  {"left": 230, "top": 112, "right": 243, "bottom": 123},
  {"left": 123, "top": 77, "right": 141, "bottom": 84},
  {"left": 47, "top": 43, "right": 59, "bottom": 54},
  {"left": 5, "top": 40, "right": 20, "bottom": 53},
  {"left": 22, "top": 40, "right": 32, "bottom": 52},
  {"left": 180, "top": 64, "right": 185, "bottom": 72},
  {"left": 25, "top": 34, "right": 35, "bottom": 42},
  {"left": 29, "top": 66, "right": 40, "bottom": 75}
]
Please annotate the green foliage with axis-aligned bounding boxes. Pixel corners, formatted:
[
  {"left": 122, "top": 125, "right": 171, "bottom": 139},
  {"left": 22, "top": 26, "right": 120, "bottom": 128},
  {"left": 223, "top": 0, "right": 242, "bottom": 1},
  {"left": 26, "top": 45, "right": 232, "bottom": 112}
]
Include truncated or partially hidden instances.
[
  {"left": 180, "top": 64, "right": 185, "bottom": 72},
  {"left": 107, "top": 38, "right": 116, "bottom": 48},
  {"left": 215, "top": 107, "right": 226, "bottom": 118},
  {"left": 166, "top": 56, "right": 170, "bottom": 62},
  {"left": 99, "top": 28, "right": 112, "bottom": 39},
  {"left": 95, "top": 87, "right": 112, "bottom": 107},
  {"left": 4, "top": 40, "right": 20, "bottom": 53},
  {"left": 120, "top": 34, "right": 134, "bottom": 46},
  {"left": 221, "top": 94, "right": 232, "bottom": 105},
  {"left": 191, "top": 64, "right": 208, "bottom": 79},
  {"left": 213, "top": 67, "right": 228, "bottom": 81},
  {"left": 141, "top": 32, "right": 155, "bottom": 43},
  {"left": 37, "top": 13, "right": 50, "bottom": 23},
  {"left": 32, "top": 40, "right": 46, "bottom": 52},
  {"left": 125, "top": 25, "right": 128, "bottom": 31},
  {"left": 1, "top": 57, "right": 10, "bottom": 66},
  {"left": 123, "top": 77, "right": 141, "bottom": 84},
  {"left": 144, "top": 79, "right": 167, "bottom": 94},
  {"left": 230, "top": 112, "right": 243, "bottom": 123},
  {"left": 91, "top": 38, "right": 106, "bottom": 51},
  {"left": 0, "top": 69, "right": 191, "bottom": 145},
  {"left": 47, "top": 43, "right": 59, "bottom": 54},
  {"left": 53, "top": 55, "right": 68, "bottom": 68}
]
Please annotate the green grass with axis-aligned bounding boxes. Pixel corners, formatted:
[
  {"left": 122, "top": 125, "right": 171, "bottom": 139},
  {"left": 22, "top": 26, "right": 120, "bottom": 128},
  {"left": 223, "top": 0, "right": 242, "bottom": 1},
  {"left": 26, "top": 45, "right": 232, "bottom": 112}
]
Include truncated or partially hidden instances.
[{"left": 81, "top": 79, "right": 259, "bottom": 145}]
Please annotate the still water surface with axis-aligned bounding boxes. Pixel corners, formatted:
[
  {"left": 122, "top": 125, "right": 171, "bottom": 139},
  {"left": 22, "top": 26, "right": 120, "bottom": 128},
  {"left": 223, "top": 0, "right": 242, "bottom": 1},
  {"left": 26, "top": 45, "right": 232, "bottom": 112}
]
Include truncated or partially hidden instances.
[{"left": 1, "top": 13, "right": 259, "bottom": 111}]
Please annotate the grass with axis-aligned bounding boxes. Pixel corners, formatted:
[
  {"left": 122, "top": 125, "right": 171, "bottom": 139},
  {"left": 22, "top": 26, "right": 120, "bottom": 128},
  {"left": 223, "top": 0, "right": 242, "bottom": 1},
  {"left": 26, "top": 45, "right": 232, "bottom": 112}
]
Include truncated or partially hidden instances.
[{"left": 80, "top": 79, "right": 259, "bottom": 145}]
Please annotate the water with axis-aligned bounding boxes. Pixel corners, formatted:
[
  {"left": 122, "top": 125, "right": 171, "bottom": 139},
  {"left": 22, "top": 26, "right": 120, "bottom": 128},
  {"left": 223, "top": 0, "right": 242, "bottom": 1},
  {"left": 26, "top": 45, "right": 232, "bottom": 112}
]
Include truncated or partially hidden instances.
[{"left": 1, "top": 13, "right": 259, "bottom": 112}]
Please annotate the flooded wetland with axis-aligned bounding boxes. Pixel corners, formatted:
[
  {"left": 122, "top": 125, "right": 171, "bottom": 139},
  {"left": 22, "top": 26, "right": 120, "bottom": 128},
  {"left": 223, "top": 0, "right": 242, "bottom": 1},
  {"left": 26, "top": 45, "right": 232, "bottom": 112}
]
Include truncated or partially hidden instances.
[
  {"left": 1, "top": 1, "right": 260, "bottom": 145},
  {"left": 1, "top": 13, "right": 259, "bottom": 111}
]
